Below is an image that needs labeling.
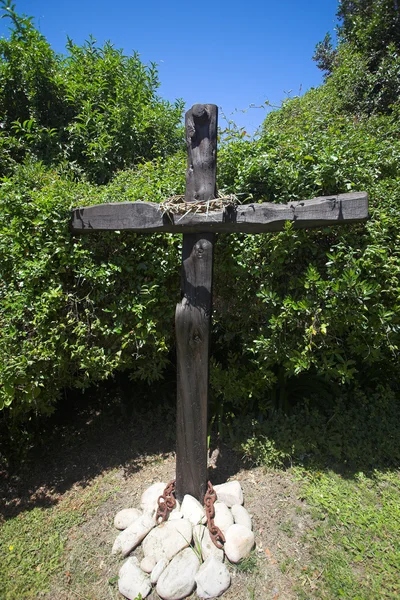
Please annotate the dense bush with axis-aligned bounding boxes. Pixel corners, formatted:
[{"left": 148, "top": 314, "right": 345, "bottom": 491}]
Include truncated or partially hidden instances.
[
  {"left": 211, "top": 99, "right": 400, "bottom": 421},
  {"left": 337, "top": 0, "right": 400, "bottom": 61},
  {"left": 0, "top": 0, "right": 186, "bottom": 420},
  {"left": 239, "top": 384, "right": 400, "bottom": 470},
  {"left": 0, "top": 0, "right": 184, "bottom": 183},
  {"left": 1, "top": 0, "right": 400, "bottom": 464},
  {"left": 314, "top": 0, "right": 400, "bottom": 114},
  {"left": 208, "top": 1, "right": 400, "bottom": 434},
  {"left": 0, "top": 156, "right": 185, "bottom": 417}
]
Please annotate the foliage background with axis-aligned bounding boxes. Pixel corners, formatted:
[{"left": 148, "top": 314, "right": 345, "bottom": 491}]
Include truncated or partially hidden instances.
[{"left": 1, "top": 0, "right": 399, "bottom": 468}]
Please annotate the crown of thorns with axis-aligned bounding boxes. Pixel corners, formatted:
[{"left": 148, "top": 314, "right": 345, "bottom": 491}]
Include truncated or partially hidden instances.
[{"left": 160, "top": 192, "right": 239, "bottom": 218}]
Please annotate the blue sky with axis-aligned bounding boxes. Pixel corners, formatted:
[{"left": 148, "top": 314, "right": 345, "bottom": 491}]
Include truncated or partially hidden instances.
[{"left": 0, "top": 0, "right": 339, "bottom": 133}]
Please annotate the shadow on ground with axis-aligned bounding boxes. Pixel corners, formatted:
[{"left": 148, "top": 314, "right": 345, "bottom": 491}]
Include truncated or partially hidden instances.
[
  {"left": 0, "top": 373, "right": 244, "bottom": 521},
  {"left": 2, "top": 371, "right": 400, "bottom": 522}
]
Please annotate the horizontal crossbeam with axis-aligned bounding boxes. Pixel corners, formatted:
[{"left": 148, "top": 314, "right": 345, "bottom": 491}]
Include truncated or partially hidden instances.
[{"left": 71, "top": 192, "right": 368, "bottom": 234}]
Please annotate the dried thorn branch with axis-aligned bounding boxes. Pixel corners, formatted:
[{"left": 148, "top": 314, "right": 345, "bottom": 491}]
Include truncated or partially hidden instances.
[{"left": 160, "top": 192, "right": 240, "bottom": 217}]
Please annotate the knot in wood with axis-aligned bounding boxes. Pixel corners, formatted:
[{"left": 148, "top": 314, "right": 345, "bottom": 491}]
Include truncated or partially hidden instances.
[
  {"left": 194, "top": 239, "right": 211, "bottom": 258},
  {"left": 192, "top": 103, "right": 209, "bottom": 123},
  {"left": 192, "top": 331, "right": 202, "bottom": 344}
]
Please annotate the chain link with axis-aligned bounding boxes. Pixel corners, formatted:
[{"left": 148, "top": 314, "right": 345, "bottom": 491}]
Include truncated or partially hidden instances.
[
  {"left": 155, "top": 479, "right": 225, "bottom": 550},
  {"left": 204, "top": 480, "right": 226, "bottom": 549},
  {"left": 155, "top": 479, "right": 176, "bottom": 524}
]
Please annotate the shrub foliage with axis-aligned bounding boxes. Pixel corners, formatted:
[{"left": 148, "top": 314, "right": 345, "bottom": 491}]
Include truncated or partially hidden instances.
[
  {"left": 0, "top": 0, "right": 184, "bottom": 183},
  {"left": 0, "top": 0, "right": 399, "bottom": 466}
]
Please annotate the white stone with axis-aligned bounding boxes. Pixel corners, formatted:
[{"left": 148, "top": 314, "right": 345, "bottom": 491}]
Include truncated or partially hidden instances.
[
  {"left": 231, "top": 504, "right": 252, "bottom": 530},
  {"left": 224, "top": 524, "right": 255, "bottom": 563},
  {"left": 169, "top": 499, "right": 182, "bottom": 519},
  {"left": 193, "top": 524, "right": 224, "bottom": 562},
  {"left": 150, "top": 558, "right": 169, "bottom": 585},
  {"left": 180, "top": 494, "right": 206, "bottom": 526},
  {"left": 140, "top": 555, "right": 156, "bottom": 574},
  {"left": 112, "top": 513, "right": 156, "bottom": 556},
  {"left": 114, "top": 508, "right": 142, "bottom": 530},
  {"left": 213, "top": 501, "right": 234, "bottom": 534},
  {"left": 142, "top": 518, "right": 192, "bottom": 562},
  {"left": 140, "top": 481, "right": 166, "bottom": 515},
  {"left": 156, "top": 547, "right": 200, "bottom": 600},
  {"left": 214, "top": 481, "right": 243, "bottom": 507},
  {"left": 195, "top": 556, "right": 231, "bottom": 598},
  {"left": 169, "top": 511, "right": 183, "bottom": 520},
  {"left": 118, "top": 556, "right": 152, "bottom": 600}
]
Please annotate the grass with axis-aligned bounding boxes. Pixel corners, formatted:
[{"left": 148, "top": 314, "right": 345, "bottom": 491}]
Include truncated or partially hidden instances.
[
  {"left": 279, "top": 519, "right": 295, "bottom": 538},
  {"left": 0, "top": 474, "right": 118, "bottom": 599},
  {"left": 231, "top": 551, "right": 259, "bottom": 574},
  {"left": 280, "top": 556, "right": 296, "bottom": 574},
  {"left": 3, "top": 467, "right": 399, "bottom": 599},
  {"left": 296, "top": 469, "right": 400, "bottom": 599},
  {"left": 2, "top": 384, "right": 400, "bottom": 600}
]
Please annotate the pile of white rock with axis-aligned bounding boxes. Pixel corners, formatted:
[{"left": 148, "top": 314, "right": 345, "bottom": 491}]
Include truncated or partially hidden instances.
[{"left": 112, "top": 480, "right": 254, "bottom": 600}]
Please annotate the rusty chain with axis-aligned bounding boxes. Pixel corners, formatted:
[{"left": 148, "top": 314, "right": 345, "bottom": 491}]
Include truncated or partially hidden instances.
[
  {"left": 155, "top": 479, "right": 225, "bottom": 549},
  {"left": 204, "top": 480, "right": 226, "bottom": 549},
  {"left": 155, "top": 479, "right": 176, "bottom": 524}
]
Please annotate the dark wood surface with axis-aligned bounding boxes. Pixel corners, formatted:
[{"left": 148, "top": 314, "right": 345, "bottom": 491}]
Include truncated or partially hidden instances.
[
  {"left": 175, "top": 233, "right": 214, "bottom": 502},
  {"left": 175, "top": 104, "right": 218, "bottom": 502},
  {"left": 185, "top": 104, "right": 217, "bottom": 203},
  {"left": 70, "top": 101, "right": 370, "bottom": 502},
  {"left": 71, "top": 192, "right": 369, "bottom": 234}
]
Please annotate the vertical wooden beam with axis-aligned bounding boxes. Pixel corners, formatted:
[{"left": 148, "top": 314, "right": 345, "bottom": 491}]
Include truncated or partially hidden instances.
[
  {"left": 175, "top": 104, "right": 217, "bottom": 501},
  {"left": 175, "top": 233, "right": 214, "bottom": 501},
  {"left": 185, "top": 104, "right": 218, "bottom": 204}
]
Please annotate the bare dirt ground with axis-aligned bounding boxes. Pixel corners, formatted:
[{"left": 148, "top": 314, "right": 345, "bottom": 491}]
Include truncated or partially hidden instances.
[
  {"left": 47, "top": 456, "right": 314, "bottom": 600},
  {"left": 1, "top": 394, "right": 315, "bottom": 600}
]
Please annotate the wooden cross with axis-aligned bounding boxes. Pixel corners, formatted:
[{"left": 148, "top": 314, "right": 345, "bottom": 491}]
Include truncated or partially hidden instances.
[{"left": 71, "top": 103, "right": 368, "bottom": 503}]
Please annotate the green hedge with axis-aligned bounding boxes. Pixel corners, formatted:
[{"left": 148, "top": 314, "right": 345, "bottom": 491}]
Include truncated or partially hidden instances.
[
  {"left": 210, "top": 97, "right": 400, "bottom": 421},
  {"left": 0, "top": 157, "right": 185, "bottom": 417},
  {"left": 2, "top": 98, "right": 400, "bottom": 421},
  {"left": 0, "top": 1, "right": 184, "bottom": 183},
  {"left": 1, "top": 1, "right": 399, "bottom": 430}
]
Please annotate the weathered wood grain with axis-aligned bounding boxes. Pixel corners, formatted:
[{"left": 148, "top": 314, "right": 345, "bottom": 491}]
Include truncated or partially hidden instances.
[
  {"left": 175, "top": 233, "right": 214, "bottom": 502},
  {"left": 71, "top": 192, "right": 369, "bottom": 234},
  {"left": 185, "top": 104, "right": 217, "bottom": 203},
  {"left": 70, "top": 100, "right": 370, "bottom": 503},
  {"left": 174, "top": 104, "right": 218, "bottom": 502}
]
